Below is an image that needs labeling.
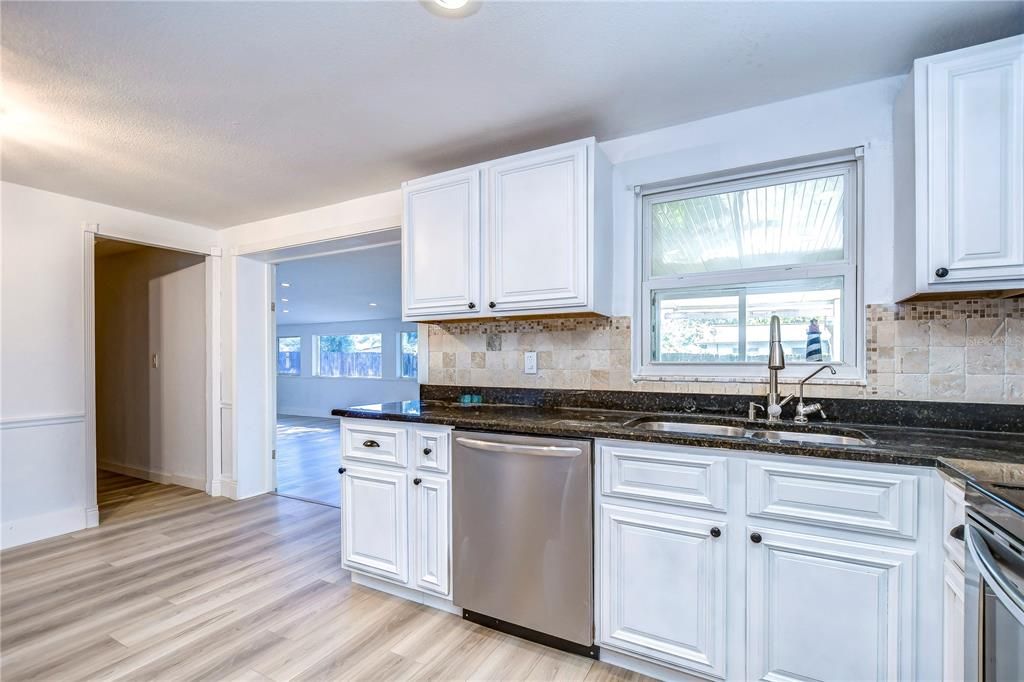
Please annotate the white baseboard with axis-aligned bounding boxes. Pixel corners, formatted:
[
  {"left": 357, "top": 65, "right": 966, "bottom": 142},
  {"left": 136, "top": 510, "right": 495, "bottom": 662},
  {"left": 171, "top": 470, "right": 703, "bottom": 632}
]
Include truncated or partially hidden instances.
[
  {"left": 599, "top": 647, "right": 709, "bottom": 682},
  {"left": 85, "top": 505, "right": 99, "bottom": 528},
  {"left": 1, "top": 506, "right": 89, "bottom": 550},
  {"left": 98, "top": 460, "right": 206, "bottom": 491},
  {"left": 219, "top": 477, "right": 238, "bottom": 499},
  {"left": 351, "top": 572, "right": 460, "bottom": 616}
]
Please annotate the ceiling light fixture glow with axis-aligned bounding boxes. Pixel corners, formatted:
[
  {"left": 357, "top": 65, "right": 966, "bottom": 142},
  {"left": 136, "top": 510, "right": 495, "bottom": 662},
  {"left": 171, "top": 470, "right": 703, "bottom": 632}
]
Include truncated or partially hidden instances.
[
  {"left": 280, "top": 282, "right": 290, "bottom": 287},
  {"left": 282, "top": 309, "right": 290, "bottom": 313},
  {"left": 369, "top": 302, "right": 378, "bottom": 307},
  {"left": 434, "top": 0, "right": 469, "bottom": 9},
  {"left": 281, "top": 298, "right": 289, "bottom": 302}
]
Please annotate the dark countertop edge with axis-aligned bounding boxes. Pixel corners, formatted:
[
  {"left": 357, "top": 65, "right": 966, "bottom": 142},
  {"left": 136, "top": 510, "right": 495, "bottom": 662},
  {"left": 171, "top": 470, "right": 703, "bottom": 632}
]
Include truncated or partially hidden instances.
[{"left": 330, "top": 406, "right": 1012, "bottom": 482}]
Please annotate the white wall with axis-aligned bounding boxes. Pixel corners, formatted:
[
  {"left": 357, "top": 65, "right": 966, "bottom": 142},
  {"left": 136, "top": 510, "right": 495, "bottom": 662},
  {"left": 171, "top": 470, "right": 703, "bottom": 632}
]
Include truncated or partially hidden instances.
[
  {"left": 277, "top": 319, "right": 419, "bottom": 418},
  {"left": 0, "top": 182, "right": 218, "bottom": 548},
  {"left": 94, "top": 246, "right": 207, "bottom": 488},
  {"left": 601, "top": 76, "right": 903, "bottom": 313}
]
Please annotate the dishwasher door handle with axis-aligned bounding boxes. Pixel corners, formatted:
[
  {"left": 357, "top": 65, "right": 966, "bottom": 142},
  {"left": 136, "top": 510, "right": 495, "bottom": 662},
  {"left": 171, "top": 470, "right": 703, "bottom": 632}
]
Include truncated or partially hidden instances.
[{"left": 455, "top": 437, "right": 583, "bottom": 458}]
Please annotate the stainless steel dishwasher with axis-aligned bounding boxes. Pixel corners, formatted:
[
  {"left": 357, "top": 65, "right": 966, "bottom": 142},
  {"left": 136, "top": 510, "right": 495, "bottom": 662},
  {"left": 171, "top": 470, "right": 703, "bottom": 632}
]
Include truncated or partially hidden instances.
[{"left": 452, "top": 430, "right": 596, "bottom": 657}]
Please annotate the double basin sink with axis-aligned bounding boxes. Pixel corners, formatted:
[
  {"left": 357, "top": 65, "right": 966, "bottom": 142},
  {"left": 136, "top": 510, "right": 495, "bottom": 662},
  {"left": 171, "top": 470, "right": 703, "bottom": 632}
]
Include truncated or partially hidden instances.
[{"left": 623, "top": 417, "right": 875, "bottom": 447}]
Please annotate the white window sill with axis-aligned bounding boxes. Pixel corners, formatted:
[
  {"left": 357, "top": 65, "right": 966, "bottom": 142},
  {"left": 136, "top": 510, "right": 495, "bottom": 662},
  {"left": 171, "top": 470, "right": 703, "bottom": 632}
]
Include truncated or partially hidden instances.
[{"left": 632, "top": 372, "right": 866, "bottom": 387}]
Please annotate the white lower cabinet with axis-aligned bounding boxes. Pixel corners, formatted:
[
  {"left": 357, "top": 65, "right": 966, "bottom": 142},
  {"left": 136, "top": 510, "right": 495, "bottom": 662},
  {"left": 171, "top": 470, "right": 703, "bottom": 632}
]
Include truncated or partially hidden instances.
[
  {"left": 596, "top": 439, "right": 941, "bottom": 682},
  {"left": 745, "top": 527, "right": 916, "bottom": 682},
  {"left": 412, "top": 475, "right": 450, "bottom": 596},
  {"left": 340, "top": 419, "right": 452, "bottom": 603},
  {"left": 943, "top": 558, "right": 966, "bottom": 682},
  {"left": 341, "top": 466, "right": 409, "bottom": 583},
  {"left": 599, "top": 504, "right": 727, "bottom": 679}
]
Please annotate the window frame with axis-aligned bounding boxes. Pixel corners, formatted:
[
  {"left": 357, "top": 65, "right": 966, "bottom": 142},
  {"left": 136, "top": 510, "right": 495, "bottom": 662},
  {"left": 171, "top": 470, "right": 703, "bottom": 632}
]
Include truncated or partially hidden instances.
[
  {"left": 276, "top": 336, "right": 302, "bottom": 376},
  {"left": 633, "top": 153, "right": 864, "bottom": 383},
  {"left": 312, "top": 332, "right": 384, "bottom": 379}
]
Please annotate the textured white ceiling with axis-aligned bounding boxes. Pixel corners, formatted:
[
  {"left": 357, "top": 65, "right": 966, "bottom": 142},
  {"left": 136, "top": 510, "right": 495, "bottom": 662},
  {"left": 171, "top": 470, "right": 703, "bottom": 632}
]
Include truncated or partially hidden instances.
[
  {"left": 3, "top": 1, "right": 1022, "bottom": 228},
  {"left": 274, "top": 243, "right": 402, "bottom": 325}
]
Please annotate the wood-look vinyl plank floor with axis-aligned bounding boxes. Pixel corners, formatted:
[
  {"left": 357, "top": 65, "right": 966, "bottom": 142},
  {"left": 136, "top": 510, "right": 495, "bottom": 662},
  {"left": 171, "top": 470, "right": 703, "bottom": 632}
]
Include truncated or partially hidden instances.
[
  {"left": 0, "top": 471, "right": 654, "bottom": 681},
  {"left": 275, "top": 414, "right": 341, "bottom": 508}
]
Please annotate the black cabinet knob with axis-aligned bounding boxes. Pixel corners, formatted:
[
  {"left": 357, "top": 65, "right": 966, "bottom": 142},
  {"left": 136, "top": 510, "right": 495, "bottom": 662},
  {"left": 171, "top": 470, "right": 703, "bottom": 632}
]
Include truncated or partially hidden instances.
[
  {"left": 935, "top": 267, "right": 949, "bottom": 278},
  {"left": 338, "top": 467, "right": 346, "bottom": 475},
  {"left": 468, "top": 302, "right": 476, "bottom": 309},
  {"left": 413, "top": 478, "right": 422, "bottom": 486},
  {"left": 950, "top": 524, "right": 965, "bottom": 541},
  {"left": 750, "top": 532, "right": 762, "bottom": 544},
  {"left": 710, "top": 527, "right": 722, "bottom": 538},
  {"left": 362, "top": 440, "right": 380, "bottom": 448},
  {"left": 423, "top": 447, "right": 432, "bottom": 456},
  {"left": 488, "top": 302, "right": 496, "bottom": 309}
]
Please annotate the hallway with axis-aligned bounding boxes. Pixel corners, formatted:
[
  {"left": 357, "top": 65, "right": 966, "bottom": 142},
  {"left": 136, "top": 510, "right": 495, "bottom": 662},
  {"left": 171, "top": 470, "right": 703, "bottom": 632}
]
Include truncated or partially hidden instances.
[{"left": 275, "top": 415, "right": 341, "bottom": 507}]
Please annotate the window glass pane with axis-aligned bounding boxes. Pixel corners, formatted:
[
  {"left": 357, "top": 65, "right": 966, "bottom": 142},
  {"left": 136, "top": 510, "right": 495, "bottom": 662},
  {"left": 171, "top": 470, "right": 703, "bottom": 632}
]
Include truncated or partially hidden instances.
[
  {"left": 277, "top": 336, "right": 300, "bottom": 375},
  {"left": 316, "top": 333, "right": 382, "bottom": 378},
  {"left": 653, "top": 277, "right": 842, "bottom": 364},
  {"left": 650, "top": 172, "right": 846, "bottom": 277},
  {"left": 399, "top": 331, "right": 418, "bottom": 379}
]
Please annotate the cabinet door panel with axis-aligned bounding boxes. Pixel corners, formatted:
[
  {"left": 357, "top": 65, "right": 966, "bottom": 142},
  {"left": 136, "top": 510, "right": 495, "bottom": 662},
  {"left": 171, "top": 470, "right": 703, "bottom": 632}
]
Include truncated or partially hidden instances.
[
  {"left": 746, "top": 527, "right": 915, "bottom": 682},
  {"left": 342, "top": 467, "right": 408, "bottom": 583},
  {"left": 928, "top": 41, "right": 1024, "bottom": 283},
  {"left": 403, "top": 170, "right": 481, "bottom": 317},
  {"left": 487, "top": 144, "right": 588, "bottom": 310},
  {"left": 413, "top": 476, "right": 450, "bottom": 596},
  {"left": 599, "top": 504, "right": 726, "bottom": 679},
  {"left": 943, "top": 558, "right": 965, "bottom": 682}
]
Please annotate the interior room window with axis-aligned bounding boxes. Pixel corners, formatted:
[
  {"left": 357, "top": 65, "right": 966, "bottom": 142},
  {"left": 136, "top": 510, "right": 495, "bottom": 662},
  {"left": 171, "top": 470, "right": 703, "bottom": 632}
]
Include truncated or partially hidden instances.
[
  {"left": 277, "top": 336, "right": 301, "bottom": 375},
  {"left": 314, "top": 333, "right": 382, "bottom": 378},
  {"left": 399, "top": 330, "right": 419, "bottom": 379},
  {"left": 638, "top": 158, "right": 860, "bottom": 379}
]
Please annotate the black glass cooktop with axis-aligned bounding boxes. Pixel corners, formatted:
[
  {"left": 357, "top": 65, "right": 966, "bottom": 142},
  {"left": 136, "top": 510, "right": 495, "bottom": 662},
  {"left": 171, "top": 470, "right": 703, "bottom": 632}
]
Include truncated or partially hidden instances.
[{"left": 968, "top": 480, "right": 1024, "bottom": 544}]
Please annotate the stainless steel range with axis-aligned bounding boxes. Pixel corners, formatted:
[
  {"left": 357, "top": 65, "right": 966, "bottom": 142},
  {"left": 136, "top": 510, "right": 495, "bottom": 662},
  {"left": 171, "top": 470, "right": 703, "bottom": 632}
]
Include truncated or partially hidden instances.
[{"left": 965, "top": 480, "right": 1024, "bottom": 681}]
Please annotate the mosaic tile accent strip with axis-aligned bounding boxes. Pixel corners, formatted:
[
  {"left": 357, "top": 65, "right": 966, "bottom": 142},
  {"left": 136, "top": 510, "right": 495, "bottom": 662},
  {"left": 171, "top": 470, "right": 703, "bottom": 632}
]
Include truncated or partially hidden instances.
[{"left": 426, "top": 300, "right": 1024, "bottom": 404}]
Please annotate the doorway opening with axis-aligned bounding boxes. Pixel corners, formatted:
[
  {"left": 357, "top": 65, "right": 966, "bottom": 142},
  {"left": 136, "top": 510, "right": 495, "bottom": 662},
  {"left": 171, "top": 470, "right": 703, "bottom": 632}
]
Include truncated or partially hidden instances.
[
  {"left": 269, "top": 234, "right": 416, "bottom": 508},
  {"left": 93, "top": 237, "right": 209, "bottom": 520}
]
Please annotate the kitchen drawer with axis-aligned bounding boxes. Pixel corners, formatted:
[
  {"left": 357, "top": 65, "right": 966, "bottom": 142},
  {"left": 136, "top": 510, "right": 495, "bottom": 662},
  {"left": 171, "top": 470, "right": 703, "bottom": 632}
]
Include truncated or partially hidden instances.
[
  {"left": 600, "top": 442, "right": 727, "bottom": 512},
  {"left": 746, "top": 459, "right": 919, "bottom": 538},
  {"left": 342, "top": 421, "right": 408, "bottom": 468},
  {"left": 413, "top": 427, "right": 450, "bottom": 474},
  {"left": 943, "top": 479, "right": 966, "bottom": 570}
]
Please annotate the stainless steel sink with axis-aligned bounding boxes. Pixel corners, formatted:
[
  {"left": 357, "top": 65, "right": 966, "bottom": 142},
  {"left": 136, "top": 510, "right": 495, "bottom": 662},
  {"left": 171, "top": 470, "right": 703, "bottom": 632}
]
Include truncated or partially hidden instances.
[
  {"left": 626, "top": 420, "right": 749, "bottom": 439},
  {"left": 748, "top": 430, "right": 875, "bottom": 447}
]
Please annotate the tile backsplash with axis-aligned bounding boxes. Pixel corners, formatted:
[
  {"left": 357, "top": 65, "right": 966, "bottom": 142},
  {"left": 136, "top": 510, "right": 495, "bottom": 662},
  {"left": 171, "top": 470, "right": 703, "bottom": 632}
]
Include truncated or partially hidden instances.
[{"left": 426, "top": 299, "right": 1024, "bottom": 404}]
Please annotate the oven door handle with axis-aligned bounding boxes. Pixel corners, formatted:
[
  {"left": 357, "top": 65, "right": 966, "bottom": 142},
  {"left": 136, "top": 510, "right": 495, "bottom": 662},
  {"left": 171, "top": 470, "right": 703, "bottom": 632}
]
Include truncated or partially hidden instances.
[{"left": 967, "top": 525, "right": 1024, "bottom": 624}]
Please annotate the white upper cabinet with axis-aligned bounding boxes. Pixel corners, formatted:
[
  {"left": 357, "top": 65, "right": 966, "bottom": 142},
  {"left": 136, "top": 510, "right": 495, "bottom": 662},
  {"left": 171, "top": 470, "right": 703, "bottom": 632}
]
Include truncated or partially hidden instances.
[
  {"left": 487, "top": 142, "right": 589, "bottom": 311},
  {"left": 894, "top": 35, "right": 1024, "bottom": 300},
  {"left": 402, "top": 138, "right": 611, "bottom": 321},
  {"left": 402, "top": 169, "right": 482, "bottom": 317}
]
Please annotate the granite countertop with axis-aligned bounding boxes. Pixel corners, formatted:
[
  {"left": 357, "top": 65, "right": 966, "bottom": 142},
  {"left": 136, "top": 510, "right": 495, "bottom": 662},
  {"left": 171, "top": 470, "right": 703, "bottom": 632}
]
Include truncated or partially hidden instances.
[{"left": 331, "top": 400, "right": 1024, "bottom": 479}]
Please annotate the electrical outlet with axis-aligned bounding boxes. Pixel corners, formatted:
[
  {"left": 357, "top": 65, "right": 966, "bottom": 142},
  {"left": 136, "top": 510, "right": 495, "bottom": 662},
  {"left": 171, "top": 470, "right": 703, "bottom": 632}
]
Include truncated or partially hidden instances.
[{"left": 524, "top": 351, "right": 537, "bottom": 375}]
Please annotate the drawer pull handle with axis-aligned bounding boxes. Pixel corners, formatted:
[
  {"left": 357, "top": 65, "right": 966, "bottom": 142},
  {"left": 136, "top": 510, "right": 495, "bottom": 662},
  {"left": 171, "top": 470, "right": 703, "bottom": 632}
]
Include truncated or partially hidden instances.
[
  {"left": 750, "top": 532, "right": 762, "bottom": 544},
  {"left": 710, "top": 527, "right": 721, "bottom": 538},
  {"left": 950, "top": 524, "right": 965, "bottom": 541},
  {"left": 362, "top": 440, "right": 380, "bottom": 448},
  {"left": 468, "top": 302, "right": 476, "bottom": 310},
  {"left": 935, "top": 267, "right": 949, "bottom": 278},
  {"left": 413, "top": 478, "right": 422, "bottom": 486},
  {"left": 423, "top": 447, "right": 432, "bottom": 456},
  {"left": 338, "top": 467, "right": 346, "bottom": 475}
]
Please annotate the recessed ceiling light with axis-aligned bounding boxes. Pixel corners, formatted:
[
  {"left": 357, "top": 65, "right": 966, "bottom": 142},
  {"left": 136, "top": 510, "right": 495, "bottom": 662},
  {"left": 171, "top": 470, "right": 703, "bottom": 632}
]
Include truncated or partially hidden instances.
[
  {"left": 282, "top": 309, "right": 290, "bottom": 313},
  {"left": 280, "top": 282, "right": 290, "bottom": 287},
  {"left": 434, "top": 0, "right": 468, "bottom": 8},
  {"left": 369, "top": 302, "right": 378, "bottom": 307},
  {"left": 281, "top": 298, "right": 289, "bottom": 302}
]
